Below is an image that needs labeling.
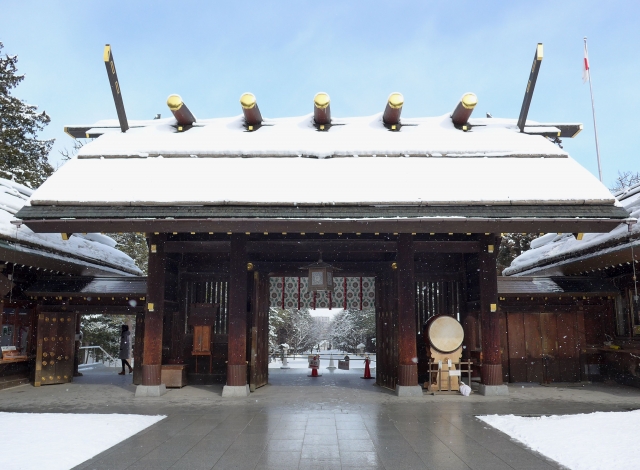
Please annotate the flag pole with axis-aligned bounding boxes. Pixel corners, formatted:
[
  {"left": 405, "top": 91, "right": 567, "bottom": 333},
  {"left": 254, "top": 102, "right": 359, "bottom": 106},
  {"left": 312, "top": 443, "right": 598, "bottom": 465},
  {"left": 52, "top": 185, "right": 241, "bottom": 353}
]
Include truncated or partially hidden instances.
[{"left": 584, "top": 37, "right": 603, "bottom": 182}]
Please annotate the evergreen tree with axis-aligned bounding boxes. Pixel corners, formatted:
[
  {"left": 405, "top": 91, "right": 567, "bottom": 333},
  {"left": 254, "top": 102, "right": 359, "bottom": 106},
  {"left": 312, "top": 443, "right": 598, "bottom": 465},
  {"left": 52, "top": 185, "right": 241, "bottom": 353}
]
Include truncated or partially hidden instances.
[
  {"left": 81, "top": 314, "right": 128, "bottom": 359},
  {"left": 0, "top": 42, "right": 54, "bottom": 188},
  {"left": 497, "top": 233, "right": 537, "bottom": 274},
  {"left": 105, "top": 232, "right": 149, "bottom": 274},
  {"left": 329, "top": 308, "right": 375, "bottom": 353}
]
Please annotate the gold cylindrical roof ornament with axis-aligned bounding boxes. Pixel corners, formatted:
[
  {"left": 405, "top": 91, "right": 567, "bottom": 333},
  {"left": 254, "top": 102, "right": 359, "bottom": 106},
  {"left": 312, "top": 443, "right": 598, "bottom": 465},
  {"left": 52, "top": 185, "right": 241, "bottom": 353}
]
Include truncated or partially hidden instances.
[
  {"left": 383, "top": 92, "right": 403, "bottom": 128},
  {"left": 240, "top": 92, "right": 262, "bottom": 127},
  {"left": 166, "top": 94, "right": 196, "bottom": 126},
  {"left": 451, "top": 93, "right": 477, "bottom": 127},
  {"left": 313, "top": 92, "right": 331, "bottom": 127}
]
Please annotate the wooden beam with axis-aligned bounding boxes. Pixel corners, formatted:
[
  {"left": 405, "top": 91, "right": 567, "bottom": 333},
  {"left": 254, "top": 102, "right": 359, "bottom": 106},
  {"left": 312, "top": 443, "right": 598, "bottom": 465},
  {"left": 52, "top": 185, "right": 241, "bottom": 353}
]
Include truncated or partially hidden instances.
[
  {"left": 248, "top": 240, "right": 397, "bottom": 253},
  {"left": 48, "top": 305, "right": 144, "bottom": 315},
  {"left": 517, "top": 43, "right": 543, "bottom": 132},
  {"left": 20, "top": 217, "right": 625, "bottom": 235},
  {"left": 166, "top": 240, "right": 491, "bottom": 255},
  {"left": 103, "top": 45, "right": 128, "bottom": 133},
  {"left": 165, "top": 241, "right": 230, "bottom": 253},
  {"left": 413, "top": 241, "right": 480, "bottom": 253}
]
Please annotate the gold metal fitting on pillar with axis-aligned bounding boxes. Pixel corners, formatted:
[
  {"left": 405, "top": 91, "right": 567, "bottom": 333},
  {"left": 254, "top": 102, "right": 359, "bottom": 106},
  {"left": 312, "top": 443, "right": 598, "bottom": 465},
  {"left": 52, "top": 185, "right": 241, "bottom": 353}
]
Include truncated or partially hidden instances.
[
  {"left": 247, "top": 262, "right": 254, "bottom": 271},
  {"left": 150, "top": 244, "right": 157, "bottom": 253},
  {"left": 391, "top": 262, "right": 398, "bottom": 270},
  {"left": 487, "top": 244, "right": 494, "bottom": 253},
  {"left": 147, "top": 302, "right": 155, "bottom": 312},
  {"left": 490, "top": 303, "right": 497, "bottom": 312}
]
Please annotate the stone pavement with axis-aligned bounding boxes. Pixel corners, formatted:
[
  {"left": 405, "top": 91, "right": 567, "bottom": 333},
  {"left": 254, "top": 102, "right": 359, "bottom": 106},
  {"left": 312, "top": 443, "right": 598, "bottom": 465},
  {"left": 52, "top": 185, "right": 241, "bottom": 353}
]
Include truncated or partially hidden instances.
[{"left": 1, "top": 365, "right": 640, "bottom": 469}]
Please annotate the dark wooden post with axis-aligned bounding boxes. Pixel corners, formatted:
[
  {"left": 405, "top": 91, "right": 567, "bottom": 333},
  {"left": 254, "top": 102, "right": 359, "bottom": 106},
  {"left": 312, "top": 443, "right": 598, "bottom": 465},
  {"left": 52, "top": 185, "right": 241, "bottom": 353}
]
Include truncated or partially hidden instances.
[
  {"left": 140, "top": 233, "right": 166, "bottom": 392},
  {"left": 223, "top": 234, "right": 250, "bottom": 396},
  {"left": 479, "top": 234, "right": 503, "bottom": 388},
  {"left": 396, "top": 234, "right": 420, "bottom": 395}
]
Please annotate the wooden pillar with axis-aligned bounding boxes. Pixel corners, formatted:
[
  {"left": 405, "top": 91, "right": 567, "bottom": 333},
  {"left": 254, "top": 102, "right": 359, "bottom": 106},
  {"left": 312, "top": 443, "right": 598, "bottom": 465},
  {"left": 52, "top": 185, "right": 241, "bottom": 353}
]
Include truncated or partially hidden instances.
[
  {"left": 397, "top": 234, "right": 418, "bottom": 387},
  {"left": 479, "top": 234, "right": 502, "bottom": 385},
  {"left": 142, "top": 233, "right": 166, "bottom": 386},
  {"left": 227, "top": 234, "right": 248, "bottom": 386}
]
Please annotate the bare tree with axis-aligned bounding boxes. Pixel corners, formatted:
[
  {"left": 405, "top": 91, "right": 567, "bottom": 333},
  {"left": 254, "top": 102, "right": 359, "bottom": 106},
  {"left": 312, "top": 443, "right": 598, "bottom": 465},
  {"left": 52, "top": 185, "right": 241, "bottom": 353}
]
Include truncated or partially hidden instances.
[{"left": 610, "top": 171, "right": 640, "bottom": 193}]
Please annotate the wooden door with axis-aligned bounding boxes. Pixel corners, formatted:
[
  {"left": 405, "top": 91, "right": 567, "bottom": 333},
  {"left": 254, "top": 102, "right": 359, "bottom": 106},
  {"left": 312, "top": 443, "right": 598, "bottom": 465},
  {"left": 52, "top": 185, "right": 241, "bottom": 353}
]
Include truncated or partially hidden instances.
[
  {"left": 506, "top": 312, "right": 527, "bottom": 382},
  {"left": 539, "top": 313, "right": 558, "bottom": 383},
  {"left": 523, "top": 313, "right": 544, "bottom": 382},
  {"left": 34, "top": 311, "right": 75, "bottom": 386},
  {"left": 556, "top": 312, "right": 582, "bottom": 382},
  {"left": 376, "top": 273, "right": 398, "bottom": 390},
  {"left": 193, "top": 326, "right": 212, "bottom": 354},
  {"left": 249, "top": 272, "right": 269, "bottom": 391}
]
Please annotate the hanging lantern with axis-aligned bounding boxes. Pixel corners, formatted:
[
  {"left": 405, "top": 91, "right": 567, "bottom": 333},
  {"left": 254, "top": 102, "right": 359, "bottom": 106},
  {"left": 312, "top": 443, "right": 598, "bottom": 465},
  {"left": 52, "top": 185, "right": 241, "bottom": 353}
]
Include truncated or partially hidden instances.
[{"left": 301, "top": 254, "right": 339, "bottom": 293}]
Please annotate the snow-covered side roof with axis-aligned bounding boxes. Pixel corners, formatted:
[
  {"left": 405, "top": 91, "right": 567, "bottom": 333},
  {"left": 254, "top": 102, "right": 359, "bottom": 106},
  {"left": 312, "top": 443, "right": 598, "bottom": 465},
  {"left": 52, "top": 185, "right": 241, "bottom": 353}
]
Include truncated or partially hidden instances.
[
  {"left": 504, "top": 182, "right": 640, "bottom": 276},
  {"left": 0, "top": 178, "right": 142, "bottom": 275},
  {"left": 76, "top": 114, "right": 567, "bottom": 159},
  {"left": 30, "top": 155, "right": 614, "bottom": 207}
]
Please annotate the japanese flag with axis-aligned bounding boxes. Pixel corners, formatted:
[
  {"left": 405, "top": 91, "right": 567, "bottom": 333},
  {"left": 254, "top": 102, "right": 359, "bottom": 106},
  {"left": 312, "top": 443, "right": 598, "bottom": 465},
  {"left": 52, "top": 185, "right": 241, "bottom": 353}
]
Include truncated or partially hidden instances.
[{"left": 582, "top": 41, "right": 590, "bottom": 83}]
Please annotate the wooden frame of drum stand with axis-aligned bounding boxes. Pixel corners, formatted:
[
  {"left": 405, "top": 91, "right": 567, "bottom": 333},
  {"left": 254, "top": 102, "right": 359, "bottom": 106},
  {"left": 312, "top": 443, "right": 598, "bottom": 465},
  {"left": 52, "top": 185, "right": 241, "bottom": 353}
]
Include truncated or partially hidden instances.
[
  {"left": 423, "top": 315, "right": 472, "bottom": 394},
  {"left": 425, "top": 357, "right": 474, "bottom": 394}
]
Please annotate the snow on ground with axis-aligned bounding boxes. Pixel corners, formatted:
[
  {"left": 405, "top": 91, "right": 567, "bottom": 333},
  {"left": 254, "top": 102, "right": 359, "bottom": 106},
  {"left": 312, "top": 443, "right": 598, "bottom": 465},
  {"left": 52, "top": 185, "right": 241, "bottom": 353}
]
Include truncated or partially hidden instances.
[
  {"left": 478, "top": 410, "right": 640, "bottom": 470},
  {"left": 269, "top": 349, "right": 376, "bottom": 369},
  {"left": 0, "top": 412, "right": 165, "bottom": 470}
]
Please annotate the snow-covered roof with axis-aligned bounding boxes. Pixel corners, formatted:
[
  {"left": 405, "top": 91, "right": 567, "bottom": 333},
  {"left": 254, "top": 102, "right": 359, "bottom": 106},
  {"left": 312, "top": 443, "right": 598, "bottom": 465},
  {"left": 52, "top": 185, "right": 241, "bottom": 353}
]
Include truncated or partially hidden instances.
[
  {"left": 29, "top": 154, "right": 614, "bottom": 207},
  {"left": 0, "top": 178, "right": 142, "bottom": 276},
  {"left": 504, "top": 182, "right": 640, "bottom": 276},
  {"left": 29, "top": 113, "right": 615, "bottom": 208}
]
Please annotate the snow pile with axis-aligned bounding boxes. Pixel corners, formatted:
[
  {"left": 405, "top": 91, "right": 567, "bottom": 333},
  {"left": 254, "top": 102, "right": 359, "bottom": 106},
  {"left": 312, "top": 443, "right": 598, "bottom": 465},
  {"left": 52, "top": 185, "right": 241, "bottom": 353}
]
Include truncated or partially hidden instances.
[
  {"left": 505, "top": 182, "right": 640, "bottom": 275},
  {"left": 0, "top": 412, "right": 164, "bottom": 470},
  {"left": 478, "top": 410, "right": 640, "bottom": 470},
  {"left": 30, "top": 155, "right": 613, "bottom": 207},
  {"left": 77, "top": 114, "right": 567, "bottom": 159},
  {"left": 0, "top": 178, "right": 141, "bottom": 275}
]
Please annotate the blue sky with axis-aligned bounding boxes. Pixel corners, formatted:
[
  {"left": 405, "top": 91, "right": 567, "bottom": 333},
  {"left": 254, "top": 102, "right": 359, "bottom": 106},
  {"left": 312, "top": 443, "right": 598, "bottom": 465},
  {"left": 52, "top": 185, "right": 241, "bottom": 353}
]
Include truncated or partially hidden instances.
[{"left": 2, "top": 0, "right": 638, "bottom": 187}]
